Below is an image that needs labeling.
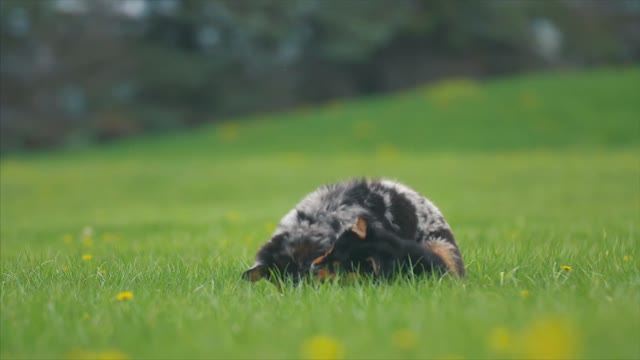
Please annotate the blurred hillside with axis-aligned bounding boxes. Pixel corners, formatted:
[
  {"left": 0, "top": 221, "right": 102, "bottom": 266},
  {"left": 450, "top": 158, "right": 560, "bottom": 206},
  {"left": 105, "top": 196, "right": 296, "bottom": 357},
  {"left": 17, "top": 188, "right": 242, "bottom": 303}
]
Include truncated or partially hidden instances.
[{"left": 1, "top": 0, "right": 639, "bottom": 152}]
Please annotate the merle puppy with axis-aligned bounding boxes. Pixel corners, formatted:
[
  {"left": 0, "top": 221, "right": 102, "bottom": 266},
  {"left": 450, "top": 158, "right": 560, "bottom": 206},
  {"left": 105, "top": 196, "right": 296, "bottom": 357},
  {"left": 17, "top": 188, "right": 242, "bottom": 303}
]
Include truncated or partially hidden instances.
[{"left": 242, "top": 178, "right": 465, "bottom": 284}]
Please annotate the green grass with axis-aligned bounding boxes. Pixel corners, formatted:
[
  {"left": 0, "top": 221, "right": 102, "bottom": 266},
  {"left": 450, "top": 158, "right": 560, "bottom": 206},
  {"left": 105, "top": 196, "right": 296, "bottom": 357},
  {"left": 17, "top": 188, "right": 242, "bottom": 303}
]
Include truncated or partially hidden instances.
[{"left": 1, "top": 67, "right": 639, "bottom": 359}]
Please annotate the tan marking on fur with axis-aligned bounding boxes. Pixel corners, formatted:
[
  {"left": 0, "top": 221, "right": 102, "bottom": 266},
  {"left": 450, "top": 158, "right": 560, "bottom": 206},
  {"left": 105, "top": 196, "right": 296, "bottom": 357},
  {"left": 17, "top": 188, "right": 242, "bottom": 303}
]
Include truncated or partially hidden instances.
[
  {"left": 366, "top": 256, "right": 379, "bottom": 274},
  {"left": 424, "top": 238, "right": 462, "bottom": 276},
  {"left": 311, "top": 246, "right": 334, "bottom": 266},
  {"left": 352, "top": 217, "right": 367, "bottom": 239},
  {"left": 244, "top": 266, "right": 264, "bottom": 282},
  {"left": 315, "top": 268, "right": 336, "bottom": 280}
]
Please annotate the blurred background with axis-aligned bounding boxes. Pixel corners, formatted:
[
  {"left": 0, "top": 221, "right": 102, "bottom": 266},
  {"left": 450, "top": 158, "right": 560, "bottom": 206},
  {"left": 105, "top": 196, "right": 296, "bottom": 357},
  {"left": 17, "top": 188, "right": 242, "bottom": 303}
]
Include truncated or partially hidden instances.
[
  {"left": 1, "top": 0, "right": 639, "bottom": 153},
  {"left": 1, "top": 2, "right": 639, "bottom": 359}
]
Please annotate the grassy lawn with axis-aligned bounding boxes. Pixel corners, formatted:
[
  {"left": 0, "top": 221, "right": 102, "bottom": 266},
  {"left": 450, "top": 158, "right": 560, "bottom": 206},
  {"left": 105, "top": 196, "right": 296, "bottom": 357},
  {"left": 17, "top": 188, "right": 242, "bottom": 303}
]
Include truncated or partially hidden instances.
[{"left": 1, "top": 67, "right": 639, "bottom": 359}]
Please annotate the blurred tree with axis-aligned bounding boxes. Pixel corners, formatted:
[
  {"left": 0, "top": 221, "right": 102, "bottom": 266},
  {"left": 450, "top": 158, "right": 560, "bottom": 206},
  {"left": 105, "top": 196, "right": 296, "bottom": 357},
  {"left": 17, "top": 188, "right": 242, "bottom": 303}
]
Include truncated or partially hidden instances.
[{"left": 1, "top": 0, "right": 637, "bottom": 152}]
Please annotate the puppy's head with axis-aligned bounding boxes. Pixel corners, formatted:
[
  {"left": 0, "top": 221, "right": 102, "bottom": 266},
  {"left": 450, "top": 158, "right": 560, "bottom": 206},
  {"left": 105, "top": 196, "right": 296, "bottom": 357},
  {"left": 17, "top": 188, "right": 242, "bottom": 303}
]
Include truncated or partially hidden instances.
[{"left": 242, "top": 231, "right": 328, "bottom": 285}]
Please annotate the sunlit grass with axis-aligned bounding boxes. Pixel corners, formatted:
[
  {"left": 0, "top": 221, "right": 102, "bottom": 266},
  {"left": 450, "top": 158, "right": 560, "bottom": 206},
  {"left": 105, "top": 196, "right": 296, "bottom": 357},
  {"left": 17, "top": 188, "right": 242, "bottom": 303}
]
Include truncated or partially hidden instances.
[{"left": 1, "top": 67, "right": 639, "bottom": 359}]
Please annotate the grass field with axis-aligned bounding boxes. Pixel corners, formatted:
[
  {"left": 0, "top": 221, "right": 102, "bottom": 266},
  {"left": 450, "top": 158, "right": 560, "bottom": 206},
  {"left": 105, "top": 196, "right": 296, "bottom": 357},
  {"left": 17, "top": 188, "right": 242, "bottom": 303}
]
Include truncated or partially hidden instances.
[{"left": 1, "top": 67, "right": 639, "bottom": 359}]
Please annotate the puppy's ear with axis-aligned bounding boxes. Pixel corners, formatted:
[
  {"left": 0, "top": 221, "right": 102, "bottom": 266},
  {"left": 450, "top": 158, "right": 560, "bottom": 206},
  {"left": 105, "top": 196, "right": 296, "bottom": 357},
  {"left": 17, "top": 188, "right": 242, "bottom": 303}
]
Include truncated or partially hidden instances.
[
  {"left": 351, "top": 217, "right": 367, "bottom": 240},
  {"left": 242, "top": 263, "right": 267, "bottom": 282}
]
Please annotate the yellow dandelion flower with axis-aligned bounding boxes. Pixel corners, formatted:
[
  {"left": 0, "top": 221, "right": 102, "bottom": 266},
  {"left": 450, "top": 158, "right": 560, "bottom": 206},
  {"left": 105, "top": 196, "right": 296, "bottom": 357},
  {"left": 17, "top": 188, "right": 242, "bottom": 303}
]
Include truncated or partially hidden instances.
[
  {"left": 520, "top": 289, "right": 530, "bottom": 298},
  {"left": 488, "top": 326, "right": 512, "bottom": 354},
  {"left": 352, "top": 121, "right": 373, "bottom": 140},
  {"left": 283, "top": 152, "right": 307, "bottom": 166},
  {"left": 519, "top": 92, "right": 540, "bottom": 110},
  {"left": 242, "top": 235, "right": 255, "bottom": 245},
  {"left": 327, "top": 100, "right": 342, "bottom": 111},
  {"left": 96, "top": 350, "right": 129, "bottom": 360},
  {"left": 391, "top": 328, "right": 417, "bottom": 350},
  {"left": 102, "top": 232, "right": 116, "bottom": 242},
  {"left": 561, "top": 265, "right": 572, "bottom": 271},
  {"left": 300, "top": 335, "right": 345, "bottom": 360},
  {"left": 376, "top": 143, "right": 399, "bottom": 161},
  {"left": 520, "top": 317, "right": 580, "bottom": 359},
  {"left": 66, "top": 349, "right": 129, "bottom": 360},
  {"left": 427, "top": 78, "right": 479, "bottom": 109},
  {"left": 82, "top": 254, "right": 93, "bottom": 261},
  {"left": 264, "top": 222, "right": 277, "bottom": 235},
  {"left": 116, "top": 291, "right": 134, "bottom": 301},
  {"left": 218, "top": 122, "right": 239, "bottom": 142},
  {"left": 83, "top": 237, "right": 94, "bottom": 247},
  {"left": 225, "top": 211, "right": 241, "bottom": 223},
  {"left": 623, "top": 255, "right": 632, "bottom": 262},
  {"left": 440, "top": 355, "right": 464, "bottom": 360},
  {"left": 64, "top": 234, "right": 74, "bottom": 244}
]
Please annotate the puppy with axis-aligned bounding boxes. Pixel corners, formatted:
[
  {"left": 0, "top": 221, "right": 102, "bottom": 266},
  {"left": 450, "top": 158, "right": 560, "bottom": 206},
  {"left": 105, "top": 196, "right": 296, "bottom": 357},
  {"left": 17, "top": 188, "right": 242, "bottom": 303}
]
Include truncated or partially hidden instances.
[{"left": 242, "top": 178, "right": 465, "bottom": 284}]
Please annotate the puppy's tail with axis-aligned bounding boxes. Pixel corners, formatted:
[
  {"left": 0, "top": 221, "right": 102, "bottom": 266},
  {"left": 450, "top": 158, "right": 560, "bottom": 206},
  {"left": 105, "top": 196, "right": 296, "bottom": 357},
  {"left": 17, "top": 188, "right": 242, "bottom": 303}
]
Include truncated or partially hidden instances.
[{"left": 423, "top": 238, "right": 466, "bottom": 277}]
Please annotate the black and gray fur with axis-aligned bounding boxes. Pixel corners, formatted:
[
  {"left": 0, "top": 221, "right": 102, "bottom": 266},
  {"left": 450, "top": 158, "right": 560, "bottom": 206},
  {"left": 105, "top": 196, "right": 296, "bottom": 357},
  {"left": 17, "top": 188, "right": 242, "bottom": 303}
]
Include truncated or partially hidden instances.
[{"left": 242, "top": 178, "right": 465, "bottom": 283}]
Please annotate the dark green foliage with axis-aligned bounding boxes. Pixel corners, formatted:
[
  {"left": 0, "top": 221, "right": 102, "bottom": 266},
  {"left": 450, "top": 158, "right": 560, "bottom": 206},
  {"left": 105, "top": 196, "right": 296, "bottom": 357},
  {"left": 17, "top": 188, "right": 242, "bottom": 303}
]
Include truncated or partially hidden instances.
[{"left": 1, "top": 0, "right": 638, "bottom": 152}]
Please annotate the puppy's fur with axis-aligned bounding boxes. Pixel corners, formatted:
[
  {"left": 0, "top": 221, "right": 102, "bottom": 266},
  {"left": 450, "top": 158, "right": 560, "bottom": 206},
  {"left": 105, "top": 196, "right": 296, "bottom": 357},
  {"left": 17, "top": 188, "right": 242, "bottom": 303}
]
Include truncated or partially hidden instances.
[
  {"left": 311, "top": 217, "right": 464, "bottom": 279},
  {"left": 242, "top": 178, "right": 465, "bottom": 284}
]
